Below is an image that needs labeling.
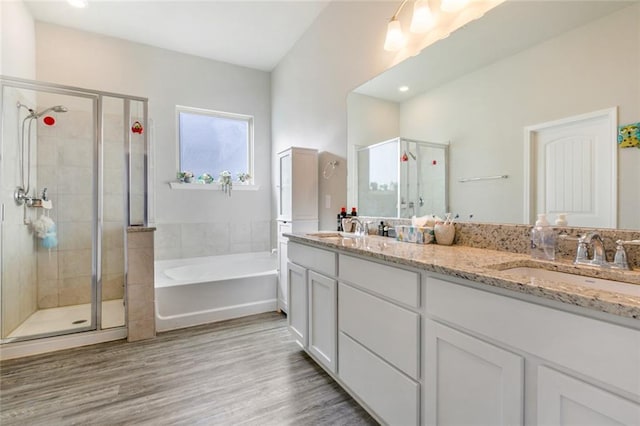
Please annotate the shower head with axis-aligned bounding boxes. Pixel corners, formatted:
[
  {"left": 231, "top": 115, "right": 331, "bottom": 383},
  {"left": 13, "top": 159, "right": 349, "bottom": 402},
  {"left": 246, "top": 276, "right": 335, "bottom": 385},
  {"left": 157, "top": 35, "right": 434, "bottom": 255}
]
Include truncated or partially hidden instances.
[{"left": 35, "top": 105, "right": 68, "bottom": 117}]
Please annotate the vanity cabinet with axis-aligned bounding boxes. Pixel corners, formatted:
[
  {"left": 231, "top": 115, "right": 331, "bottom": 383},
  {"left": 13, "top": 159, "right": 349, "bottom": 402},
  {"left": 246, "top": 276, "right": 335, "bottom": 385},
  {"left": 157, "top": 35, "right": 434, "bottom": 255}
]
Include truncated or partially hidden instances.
[
  {"left": 286, "top": 238, "right": 639, "bottom": 426},
  {"left": 425, "top": 274, "right": 640, "bottom": 426},
  {"left": 287, "top": 242, "right": 337, "bottom": 373}
]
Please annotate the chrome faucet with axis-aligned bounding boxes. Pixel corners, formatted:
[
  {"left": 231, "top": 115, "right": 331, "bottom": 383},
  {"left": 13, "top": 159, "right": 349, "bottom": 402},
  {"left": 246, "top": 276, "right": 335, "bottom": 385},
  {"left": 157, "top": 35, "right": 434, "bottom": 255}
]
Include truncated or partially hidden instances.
[
  {"left": 575, "top": 232, "right": 606, "bottom": 266},
  {"left": 350, "top": 218, "right": 366, "bottom": 237},
  {"left": 571, "top": 232, "right": 633, "bottom": 270}
]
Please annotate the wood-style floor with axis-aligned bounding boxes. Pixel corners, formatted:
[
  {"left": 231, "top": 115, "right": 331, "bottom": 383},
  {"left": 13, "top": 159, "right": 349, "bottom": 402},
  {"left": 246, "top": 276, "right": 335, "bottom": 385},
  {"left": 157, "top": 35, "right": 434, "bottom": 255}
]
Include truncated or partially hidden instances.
[{"left": 1, "top": 312, "right": 377, "bottom": 425}]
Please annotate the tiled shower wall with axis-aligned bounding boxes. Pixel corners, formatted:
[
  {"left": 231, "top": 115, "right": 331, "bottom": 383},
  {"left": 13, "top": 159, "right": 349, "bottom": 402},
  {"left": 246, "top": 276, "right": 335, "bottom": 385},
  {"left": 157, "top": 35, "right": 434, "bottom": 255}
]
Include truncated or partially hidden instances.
[
  {"left": 154, "top": 220, "right": 271, "bottom": 260},
  {"left": 1, "top": 89, "right": 38, "bottom": 336},
  {"left": 36, "top": 109, "right": 125, "bottom": 308}
]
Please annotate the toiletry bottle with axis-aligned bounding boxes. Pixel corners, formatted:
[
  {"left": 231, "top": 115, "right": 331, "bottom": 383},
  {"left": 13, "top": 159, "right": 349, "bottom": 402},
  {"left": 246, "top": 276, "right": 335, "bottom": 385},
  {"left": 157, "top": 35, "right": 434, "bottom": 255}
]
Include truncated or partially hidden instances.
[
  {"left": 531, "top": 213, "right": 556, "bottom": 260},
  {"left": 339, "top": 207, "right": 347, "bottom": 232},
  {"left": 351, "top": 207, "right": 357, "bottom": 217},
  {"left": 378, "top": 221, "right": 384, "bottom": 236},
  {"left": 555, "top": 213, "right": 568, "bottom": 226}
]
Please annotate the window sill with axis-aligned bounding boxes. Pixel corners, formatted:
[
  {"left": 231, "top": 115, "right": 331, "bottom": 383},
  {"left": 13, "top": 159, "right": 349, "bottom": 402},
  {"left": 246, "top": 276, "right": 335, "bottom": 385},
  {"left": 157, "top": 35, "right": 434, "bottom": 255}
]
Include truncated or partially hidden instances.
[{"left": 169, "top": 182, "right": 260, "bottom": 191}]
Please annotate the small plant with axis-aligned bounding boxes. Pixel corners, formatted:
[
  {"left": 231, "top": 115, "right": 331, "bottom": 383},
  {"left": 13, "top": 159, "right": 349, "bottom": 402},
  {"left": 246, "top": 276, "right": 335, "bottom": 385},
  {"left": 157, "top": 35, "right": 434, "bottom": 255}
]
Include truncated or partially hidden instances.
[
  {"left": 219, "top": 170, "right": 232, "bottom": 195},
  {"left": 177, "top": 171, "right": 194, "bottom": 183},
  {"left": 237, "top": 172, "right": 251, "bottom": 183},
  {"left": 198, "top": 173, "right": 214, "bottom": 184}
]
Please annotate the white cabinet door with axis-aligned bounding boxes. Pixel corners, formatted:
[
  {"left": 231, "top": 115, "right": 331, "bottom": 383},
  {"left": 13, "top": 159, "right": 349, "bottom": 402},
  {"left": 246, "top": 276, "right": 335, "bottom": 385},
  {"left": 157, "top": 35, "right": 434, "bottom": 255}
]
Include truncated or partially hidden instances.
[
  {"left": 424, "top": 319, "right": 524, "bottom": 426},
  {"left": 278, "top": 150, "right": 292, "bottom": 221},
  {"left": 277, "top": 221, "right": 292, "bottom": 313},
  {"left": 308, "top": 271, "right": 337, "bottom": 373},
  {"left": 538, "top": 366, "right": 640, "bottom": 426},
  {"left": 287, "top": 262, "right": 307, "bottom": 348}
]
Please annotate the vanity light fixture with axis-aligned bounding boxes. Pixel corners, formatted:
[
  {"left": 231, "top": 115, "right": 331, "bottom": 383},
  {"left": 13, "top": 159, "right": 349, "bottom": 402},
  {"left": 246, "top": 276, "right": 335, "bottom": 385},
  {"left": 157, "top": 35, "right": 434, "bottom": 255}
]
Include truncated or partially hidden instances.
[
  {"left": 67, "top": 0, "right": 88, "bottom": 8},
  {"left": 384, "top": 0, "right": 470, "bottom": 51},
  {"left": 410, "top": 0, "right": 436, "bottom": 33},
  {"left": 384, "top": 0, "right": 432, "bottom": 51},
  {"left": 440, "top": 0, "right": 470, "bottom": 13}
]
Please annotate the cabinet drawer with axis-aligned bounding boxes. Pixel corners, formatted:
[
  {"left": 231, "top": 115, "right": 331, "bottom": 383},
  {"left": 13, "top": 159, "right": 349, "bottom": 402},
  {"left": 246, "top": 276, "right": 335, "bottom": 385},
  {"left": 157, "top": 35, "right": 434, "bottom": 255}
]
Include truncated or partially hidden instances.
[
  {"left": 289, "top": 242, "right": 336, "bottom": 276},
  {"left": 339, "top": 254, "right": 419, "bottom": 307},
  {"left": 426, "top": 275, "right": 640, "bottom": 396},
  {"left": 339, "top": 332, "right": 419, "bottom": 426},
  {"left": 339, "top": 283, "right": 420, "bottom": 379}
]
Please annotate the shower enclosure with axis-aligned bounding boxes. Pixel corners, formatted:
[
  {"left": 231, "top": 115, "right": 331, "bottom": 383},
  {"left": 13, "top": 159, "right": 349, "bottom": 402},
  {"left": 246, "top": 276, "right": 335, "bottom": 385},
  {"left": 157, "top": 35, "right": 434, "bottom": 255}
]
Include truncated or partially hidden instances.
[
  {"left": 0, "top": 76, "right": 148, "bottom": 344},
  {"left": 357, "top": 137, "right": 448, "bottom": 218}
]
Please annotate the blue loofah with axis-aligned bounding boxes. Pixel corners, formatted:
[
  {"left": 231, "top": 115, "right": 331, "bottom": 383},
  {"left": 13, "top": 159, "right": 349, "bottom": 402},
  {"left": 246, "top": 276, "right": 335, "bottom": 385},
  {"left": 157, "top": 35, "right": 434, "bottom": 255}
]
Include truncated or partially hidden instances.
[{"left": 42, "top": 232, "right": 58, "bottom": 249}]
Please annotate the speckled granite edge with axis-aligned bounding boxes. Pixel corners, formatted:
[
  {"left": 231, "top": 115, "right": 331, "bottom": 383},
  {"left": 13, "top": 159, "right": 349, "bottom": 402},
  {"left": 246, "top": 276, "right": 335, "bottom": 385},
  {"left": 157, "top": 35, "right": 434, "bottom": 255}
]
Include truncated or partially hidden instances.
[{"left": 287, "top": 233, "right": 640, "bottom": 320}]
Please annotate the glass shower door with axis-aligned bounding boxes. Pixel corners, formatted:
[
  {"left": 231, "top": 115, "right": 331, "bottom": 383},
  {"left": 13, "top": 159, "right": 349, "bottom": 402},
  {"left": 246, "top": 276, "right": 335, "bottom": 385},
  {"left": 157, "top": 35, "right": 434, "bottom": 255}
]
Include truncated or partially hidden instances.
[{"left": 1, "top": 83, "right": 98, "bottom": 341}]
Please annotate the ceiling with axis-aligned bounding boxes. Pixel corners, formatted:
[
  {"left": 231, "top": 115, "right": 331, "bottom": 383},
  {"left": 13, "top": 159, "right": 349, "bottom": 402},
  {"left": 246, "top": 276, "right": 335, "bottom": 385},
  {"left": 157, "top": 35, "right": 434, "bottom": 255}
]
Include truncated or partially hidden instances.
[
  {"left": 24, "top": 0, "right": 331, "bottom": 71},
  {"left": 354, "top": 0, "right": 635, "bottom": 102}
]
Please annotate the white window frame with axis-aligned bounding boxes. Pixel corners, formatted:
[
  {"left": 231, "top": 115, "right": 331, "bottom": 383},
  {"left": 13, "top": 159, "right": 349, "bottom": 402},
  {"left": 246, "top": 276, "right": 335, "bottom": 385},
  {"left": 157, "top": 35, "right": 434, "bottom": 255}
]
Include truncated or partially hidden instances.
[{"left": 174, "top": 105, "right": 255, "bottom": 189}]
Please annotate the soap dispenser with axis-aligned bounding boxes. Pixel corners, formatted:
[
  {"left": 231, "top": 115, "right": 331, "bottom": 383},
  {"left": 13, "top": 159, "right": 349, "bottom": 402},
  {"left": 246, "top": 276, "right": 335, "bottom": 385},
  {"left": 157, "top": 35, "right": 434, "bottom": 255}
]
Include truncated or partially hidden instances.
[{"left": 531, "top": 213, "right": 556, "bottom": 260}]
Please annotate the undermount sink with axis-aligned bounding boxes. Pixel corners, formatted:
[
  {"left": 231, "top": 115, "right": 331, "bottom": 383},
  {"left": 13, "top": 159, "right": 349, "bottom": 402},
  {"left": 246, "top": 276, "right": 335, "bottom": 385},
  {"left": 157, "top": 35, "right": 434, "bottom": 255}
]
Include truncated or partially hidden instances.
[{"left": 502, "top": 267, "right": 640, "bottom": 297}]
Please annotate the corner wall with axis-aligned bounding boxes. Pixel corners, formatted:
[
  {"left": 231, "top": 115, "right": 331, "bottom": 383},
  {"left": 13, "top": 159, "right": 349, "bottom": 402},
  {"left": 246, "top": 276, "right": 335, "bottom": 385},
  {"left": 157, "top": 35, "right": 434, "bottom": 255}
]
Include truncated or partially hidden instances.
[{"left": 34, "top": 23, "right": 272, "bottom": 260}]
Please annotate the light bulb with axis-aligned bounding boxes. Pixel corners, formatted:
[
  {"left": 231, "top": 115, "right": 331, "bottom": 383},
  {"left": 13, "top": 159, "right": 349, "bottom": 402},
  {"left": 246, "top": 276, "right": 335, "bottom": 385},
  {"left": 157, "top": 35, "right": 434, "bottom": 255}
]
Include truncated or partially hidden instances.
[
  {"left": 384, "top": 18, "right": 405, "bottom": 52},
  {"left": 441, "top": 0, "right": 469, "bottom": 13},
  {"left": 67, "top": 0, "right": 88, "bottom": 8},
  {"left": 410, "top": 0, "right": 435, "bottom": 33}
]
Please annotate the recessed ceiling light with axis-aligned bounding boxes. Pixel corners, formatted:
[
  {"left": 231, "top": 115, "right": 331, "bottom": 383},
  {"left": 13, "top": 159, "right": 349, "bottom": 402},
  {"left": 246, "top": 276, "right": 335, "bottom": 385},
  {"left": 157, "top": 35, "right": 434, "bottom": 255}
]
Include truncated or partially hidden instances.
[
  {"left": 398, "top": 86, "right": 410, "bottom": 92},
  {"left": 67, "top": 0, "right": 88, "bottom": 8}
]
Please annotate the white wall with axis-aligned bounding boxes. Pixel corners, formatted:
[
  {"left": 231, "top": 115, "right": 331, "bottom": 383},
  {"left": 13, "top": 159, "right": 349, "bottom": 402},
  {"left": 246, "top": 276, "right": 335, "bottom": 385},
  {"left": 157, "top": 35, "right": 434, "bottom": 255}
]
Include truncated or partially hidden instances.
[
  {"left": 400, "top": 4, "right": 640, "bottom": 228},
  {"left": 272, "top": 1, "right": 503, "bottom": 230},
  {"left": 35, "top": 23, "right": 273, "bottom": 259},
  {"left": 272, "top": 2, "right": 400, "bottom": 230},
  {"left": 0, "top": 0, "right": 36, "bottom": 78}
]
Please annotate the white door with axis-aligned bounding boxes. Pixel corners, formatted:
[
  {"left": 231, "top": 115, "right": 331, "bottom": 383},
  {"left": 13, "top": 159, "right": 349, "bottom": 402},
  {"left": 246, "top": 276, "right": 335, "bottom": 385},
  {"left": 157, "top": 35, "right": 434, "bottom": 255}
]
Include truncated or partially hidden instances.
[
  {"left": 525, "top": 108, "right": 617, "bottom": 227},
  {"left": 307, "top": 271, "right": 337, "bottom": 373},
  {"left": 538, "top": 366, "right": 640, "bottom": 425},
  {"left": 424, "top": 319, "right": 524, "bottom": 426}
]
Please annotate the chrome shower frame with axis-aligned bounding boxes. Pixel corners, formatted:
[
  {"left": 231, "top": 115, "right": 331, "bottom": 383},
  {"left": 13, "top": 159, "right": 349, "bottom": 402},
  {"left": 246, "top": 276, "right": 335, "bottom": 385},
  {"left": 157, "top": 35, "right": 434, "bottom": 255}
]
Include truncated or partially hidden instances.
[{"left": 0, "top": 75, "right": 149, "bottom": 344}]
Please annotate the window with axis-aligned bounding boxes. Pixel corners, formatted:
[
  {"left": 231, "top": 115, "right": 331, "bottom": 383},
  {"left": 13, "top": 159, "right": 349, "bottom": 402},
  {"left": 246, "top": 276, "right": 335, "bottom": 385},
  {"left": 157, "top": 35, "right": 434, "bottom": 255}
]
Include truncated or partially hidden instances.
[{"left": 177, "top": 106, "right": 253, "bottom": 181}]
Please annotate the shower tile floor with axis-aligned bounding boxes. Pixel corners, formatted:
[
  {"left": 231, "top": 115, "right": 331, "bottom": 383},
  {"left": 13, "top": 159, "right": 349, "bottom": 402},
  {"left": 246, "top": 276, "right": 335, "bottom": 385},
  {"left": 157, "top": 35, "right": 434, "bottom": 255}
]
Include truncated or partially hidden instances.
[{"left": 7, "top": 299, "right": 125, "bottom": 339}]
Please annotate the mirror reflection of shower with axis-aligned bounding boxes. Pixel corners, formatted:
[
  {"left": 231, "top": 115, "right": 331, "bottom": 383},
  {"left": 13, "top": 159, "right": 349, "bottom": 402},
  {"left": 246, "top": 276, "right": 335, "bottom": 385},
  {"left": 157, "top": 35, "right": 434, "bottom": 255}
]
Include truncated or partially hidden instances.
[{"left": 14, "top": 102, "right": 67, "bottom": 209}]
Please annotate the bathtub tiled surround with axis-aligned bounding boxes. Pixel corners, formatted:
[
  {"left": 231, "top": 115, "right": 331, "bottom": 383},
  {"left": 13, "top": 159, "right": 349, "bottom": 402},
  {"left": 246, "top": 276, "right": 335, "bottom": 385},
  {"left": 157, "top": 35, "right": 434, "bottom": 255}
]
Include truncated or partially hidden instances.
[
  {"left": 154, "top": 221, "right": 271, "bottom": 260},
  {"left": 126, "top": 227, "right": 156, "bottom": 342}
]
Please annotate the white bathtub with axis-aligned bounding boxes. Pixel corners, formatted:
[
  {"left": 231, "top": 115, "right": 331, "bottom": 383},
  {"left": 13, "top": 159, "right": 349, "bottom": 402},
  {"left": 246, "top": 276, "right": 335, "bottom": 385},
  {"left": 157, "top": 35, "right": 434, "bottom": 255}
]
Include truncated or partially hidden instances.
[{"left": 154, "top": 252, "right": 278, "bottom": 332}]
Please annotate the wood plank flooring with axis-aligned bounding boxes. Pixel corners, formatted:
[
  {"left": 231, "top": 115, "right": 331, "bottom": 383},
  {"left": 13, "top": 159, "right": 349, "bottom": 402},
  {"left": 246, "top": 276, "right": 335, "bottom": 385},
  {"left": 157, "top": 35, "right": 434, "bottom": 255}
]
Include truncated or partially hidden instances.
[{"left": 1, "top": 312, "right": 378, "bottom": 425}]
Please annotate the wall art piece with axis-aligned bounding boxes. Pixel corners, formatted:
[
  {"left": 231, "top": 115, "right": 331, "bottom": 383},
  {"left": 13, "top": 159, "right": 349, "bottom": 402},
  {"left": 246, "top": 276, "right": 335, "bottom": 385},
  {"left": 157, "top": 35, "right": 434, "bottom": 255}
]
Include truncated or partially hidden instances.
[{"left": 618, "top": 122, "right": 640, "bottom": 149}]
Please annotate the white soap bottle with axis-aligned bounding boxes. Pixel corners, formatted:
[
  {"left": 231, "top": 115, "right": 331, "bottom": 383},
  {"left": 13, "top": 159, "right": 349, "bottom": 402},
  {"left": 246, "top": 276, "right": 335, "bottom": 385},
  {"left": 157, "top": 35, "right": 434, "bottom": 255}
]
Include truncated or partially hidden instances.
[{"left": 531, "top": 213, "right": 556, "bottom": 260}]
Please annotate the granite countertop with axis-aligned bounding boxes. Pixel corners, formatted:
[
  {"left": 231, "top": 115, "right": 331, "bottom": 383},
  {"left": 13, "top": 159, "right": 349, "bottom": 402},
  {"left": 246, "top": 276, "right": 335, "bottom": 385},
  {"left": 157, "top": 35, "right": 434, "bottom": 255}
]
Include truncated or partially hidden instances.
[{"left": 286, "top": 232, "right": 640, "bottom": 320}]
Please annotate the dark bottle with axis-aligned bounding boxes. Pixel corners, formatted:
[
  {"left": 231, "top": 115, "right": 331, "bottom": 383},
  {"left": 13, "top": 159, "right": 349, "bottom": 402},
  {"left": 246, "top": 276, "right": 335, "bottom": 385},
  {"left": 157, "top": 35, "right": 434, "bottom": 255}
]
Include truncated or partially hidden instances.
[
  {"left": 337, "top": 214, "right": 343, "bottom": 231},
  {"left": 378, "top": 221, "right": 384, "bottom": 236},
  {"left": 351, "top": 207, "right": 357, "bottom": 216},
  {"left": 340, "top": 207, "right": 347, "bottom": 218}
]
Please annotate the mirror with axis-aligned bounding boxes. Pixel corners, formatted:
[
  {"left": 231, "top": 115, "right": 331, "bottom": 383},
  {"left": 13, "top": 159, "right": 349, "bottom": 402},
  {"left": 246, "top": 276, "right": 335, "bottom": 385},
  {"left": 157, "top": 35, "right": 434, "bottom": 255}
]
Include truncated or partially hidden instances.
[
  {"left": 357, "top": 138, "right": 448, "bottom": 218},
  {"left": 347, "top": 0, "right": 640, "bottom": 229}
]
